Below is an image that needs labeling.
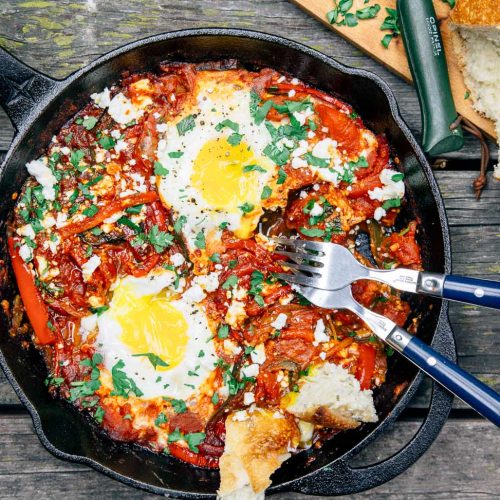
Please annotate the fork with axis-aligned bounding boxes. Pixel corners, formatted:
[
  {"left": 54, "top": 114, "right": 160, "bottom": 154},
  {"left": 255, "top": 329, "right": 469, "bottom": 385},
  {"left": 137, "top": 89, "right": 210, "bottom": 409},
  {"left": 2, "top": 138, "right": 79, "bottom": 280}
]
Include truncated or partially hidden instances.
[
  {"left": 273, "top": 238, "right": 500, "bottom": 309},
  {"left": 283, "top": 281, "right": 500, "bottom": 426}
]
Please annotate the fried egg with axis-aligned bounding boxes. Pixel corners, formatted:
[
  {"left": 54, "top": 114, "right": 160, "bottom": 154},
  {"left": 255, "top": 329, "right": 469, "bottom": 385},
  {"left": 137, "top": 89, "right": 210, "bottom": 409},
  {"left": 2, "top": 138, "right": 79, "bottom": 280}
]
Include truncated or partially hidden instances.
[
  {"left": 90, "top": 269, "right": 218, "bottom": 399},
  {"left": 156, "top": 72, "right": 278, "bottom": 252}
]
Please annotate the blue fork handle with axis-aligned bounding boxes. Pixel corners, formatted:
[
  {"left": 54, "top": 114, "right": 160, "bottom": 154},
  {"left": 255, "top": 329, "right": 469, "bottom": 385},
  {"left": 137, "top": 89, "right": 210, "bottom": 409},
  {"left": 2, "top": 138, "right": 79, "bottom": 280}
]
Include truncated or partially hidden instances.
[
  {"left": 418, "top": 272, "right": 500, "bottom": 309},
  {"left": 387, "top": 327, "right": 500, "bottom": 426}
]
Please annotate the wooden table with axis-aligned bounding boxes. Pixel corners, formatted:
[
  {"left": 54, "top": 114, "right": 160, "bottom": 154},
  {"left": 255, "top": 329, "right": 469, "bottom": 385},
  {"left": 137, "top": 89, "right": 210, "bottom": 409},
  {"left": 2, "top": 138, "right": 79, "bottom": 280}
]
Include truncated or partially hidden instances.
[{"left": 0, "top": 1, "right": 498, "bottom": 498}]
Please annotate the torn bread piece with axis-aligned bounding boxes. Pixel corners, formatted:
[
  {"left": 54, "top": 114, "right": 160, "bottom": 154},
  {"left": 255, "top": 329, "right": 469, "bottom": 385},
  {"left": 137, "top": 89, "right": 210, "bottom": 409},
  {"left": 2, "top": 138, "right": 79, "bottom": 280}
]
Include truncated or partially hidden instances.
[
  {"left": 217, "top": 408, "right": 300, "bottom": 500},
  {"left": 449, "top": 0, "right": 500, "bottom": 178},
  {"left": 284, "top": 362, "right": 378, "bottom": 430}
]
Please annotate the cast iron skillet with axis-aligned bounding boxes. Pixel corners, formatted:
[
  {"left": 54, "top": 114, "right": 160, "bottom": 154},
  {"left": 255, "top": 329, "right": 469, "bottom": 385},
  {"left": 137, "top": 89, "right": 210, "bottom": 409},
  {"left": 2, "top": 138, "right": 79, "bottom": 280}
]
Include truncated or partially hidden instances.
[{"left": 0, "top": 29, "right": 455, "bottom": 498}]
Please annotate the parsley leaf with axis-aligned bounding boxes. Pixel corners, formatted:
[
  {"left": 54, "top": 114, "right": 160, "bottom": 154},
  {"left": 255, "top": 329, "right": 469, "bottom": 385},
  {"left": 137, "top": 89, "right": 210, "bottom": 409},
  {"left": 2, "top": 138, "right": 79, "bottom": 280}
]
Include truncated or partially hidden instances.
[
  {"left": 218, "top": 324, "right": 229, "bottom": 339},
  {"left": 215, "top": 119, "right": 239, "bottom": 133},
  {"left": 70, "top": 150, "right": 85, "bottom": 170},
  {"left": 132, "top": 352, "right": 169, "bottom": 369},
  {"left": 83, "top": 205, "right": 99, "bottom": 217},
  {"left": 227, "top": 133, "right": 243, "bottom": 146},
  {"left": 154, "top": 412, "right": 168, "bottom": 427},
  {"left": 222, "top": 274, "right": 238, "bottom": 289},
  {"left": 382, "top": 198, "right": 401, "bottom": 210},
  {"left": 185, "top": 432, "right": 206, "bottom": 453},
  {"left": 110, "top": 359, "right": 143, "bottom": 398},
  {"left": 117, "top": 216, "right": 141, "bottom": 233},
  {"left": 261, "top": 186, "right": 272, "bottom": 200},
  {"left": 99, "top": 136, "right": 116, "bottom": 150},
  {"left": 252, "top": 98, "right": 274, "bottom": 125},
  {"left": 82, "top": 116, "right": 98, "bottom": 130},
  {"left": 174, "top": 215, "right": 187, "bottom": 234},
  {"left": 277, "top": 167, "right": 287, "bottom": 185},
  {"left": 168, "top": 428, "right": 183, "bottom": 442},
  {"left": 147, "top": 225, "right": 174, "bottom": 253},
  {"left": 300, "top": 227, "right": 325, "bottom": 237},
  {"left": 176, "top": 114, "right": 196, "bottom": 135},
  {"left": 168, "top": 151, "right": 184, "bottom": 158},
  {"left": 304, "top": 152, "right": 330, "bottom": 168},
  {"left": 263, "top": 143, "right": 290, "bottom": 166},
  {"left": 164, "top": 398, "right": 187, "bottom": 414},
  {"left": 194, "top": 231, "right": 206, "bottom": 249},
  {"left": 391, "top": 173, "right": 404, "bottom": 182},
  {"left": 243, "top": 164, "right": 267, "bottom": 173},
  {"left": 239, "top": 202, "right": 254, "bottom": 214},
  {"left": 154, "top": 161, "right": 169, "bottom": 176},
  {"left": 89, "top": 305, "right": 109, "bottom": 316}
]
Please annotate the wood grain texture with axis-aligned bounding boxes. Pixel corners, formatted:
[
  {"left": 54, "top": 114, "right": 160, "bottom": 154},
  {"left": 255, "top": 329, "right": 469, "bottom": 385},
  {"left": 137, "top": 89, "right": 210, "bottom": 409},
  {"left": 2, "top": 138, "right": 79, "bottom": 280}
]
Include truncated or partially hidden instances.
[
  {"left": 290, "top": 0, "right": 496, "bottom": 139},
  {"left": 0, "top": 415, "right": 498, "bottom": 498},
  {"left": 0, "top": 0, "right": 497, "bottom": 161}
]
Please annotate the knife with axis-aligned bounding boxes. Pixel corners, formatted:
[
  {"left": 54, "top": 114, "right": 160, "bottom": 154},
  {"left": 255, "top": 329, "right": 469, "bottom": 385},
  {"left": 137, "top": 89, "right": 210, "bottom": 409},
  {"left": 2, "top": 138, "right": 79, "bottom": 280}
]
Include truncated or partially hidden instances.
[{"left": 397, "top": 0, "right": 464, "bottom": 155}]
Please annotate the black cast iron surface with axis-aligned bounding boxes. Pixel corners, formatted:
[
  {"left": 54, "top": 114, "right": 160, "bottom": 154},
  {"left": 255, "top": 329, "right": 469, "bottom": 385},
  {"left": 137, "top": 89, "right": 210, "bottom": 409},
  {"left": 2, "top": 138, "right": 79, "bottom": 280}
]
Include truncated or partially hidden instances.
[{"left": 0, "top": 28, "right": 454, "bottom": 498}]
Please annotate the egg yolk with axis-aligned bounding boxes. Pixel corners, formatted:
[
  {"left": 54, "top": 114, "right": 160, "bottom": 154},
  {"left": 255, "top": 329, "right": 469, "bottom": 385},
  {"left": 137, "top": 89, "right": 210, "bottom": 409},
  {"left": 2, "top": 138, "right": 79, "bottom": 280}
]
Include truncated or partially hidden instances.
[
  {"left": 111, "top": 285, "right": 189, "bottom": 371},
  {"left": 190, "top": 137, "right": 271, "bottom": 239}
]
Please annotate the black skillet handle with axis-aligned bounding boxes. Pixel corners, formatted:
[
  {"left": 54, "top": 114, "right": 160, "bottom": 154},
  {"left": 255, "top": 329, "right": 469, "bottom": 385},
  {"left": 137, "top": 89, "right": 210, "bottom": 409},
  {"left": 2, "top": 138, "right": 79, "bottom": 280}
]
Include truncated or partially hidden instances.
[
  {"left": 0, "top": 48, "right": 60, "bottom": 132},
  {"left": 285, "top": 314, "right": 455, "bottom": 496}
]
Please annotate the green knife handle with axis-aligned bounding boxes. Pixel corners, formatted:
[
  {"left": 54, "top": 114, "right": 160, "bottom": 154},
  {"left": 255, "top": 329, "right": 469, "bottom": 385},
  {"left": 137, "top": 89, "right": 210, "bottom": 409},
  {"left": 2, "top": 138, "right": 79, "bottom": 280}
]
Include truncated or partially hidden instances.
[{"left": 397, "top": 0, "right": 464, "bottom": 155}]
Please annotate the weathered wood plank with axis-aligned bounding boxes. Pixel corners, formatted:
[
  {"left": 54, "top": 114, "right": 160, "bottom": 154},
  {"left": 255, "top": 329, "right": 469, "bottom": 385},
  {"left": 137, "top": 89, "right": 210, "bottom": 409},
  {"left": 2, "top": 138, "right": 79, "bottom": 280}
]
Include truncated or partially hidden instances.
[
  {"left": 0, "top": 415, "right": 497, "bottom": 498},
  {"left": 0, "top": 0, "right": 497, "bottom": 159}
]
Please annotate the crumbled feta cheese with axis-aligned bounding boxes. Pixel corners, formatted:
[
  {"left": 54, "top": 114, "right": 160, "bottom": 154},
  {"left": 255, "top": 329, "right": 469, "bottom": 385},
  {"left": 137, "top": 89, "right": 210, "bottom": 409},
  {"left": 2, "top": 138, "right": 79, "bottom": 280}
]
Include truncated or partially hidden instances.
[
  {"left": 91, "top": 87, "right": 111, "bottom": 108},
  {"left": 130, "top": 172, "right": 147, "bottom": 193},
  {"left": 312, "top": 138, "right": 337, "bottom": 159},
  {"left": 250, "top": 344, "right": 266, "bottom": 365},
  {"left": 291, "top": 78, "right": 299, "bottom": 85},
  {"left": 373, "top": 207, "right": 387, "bottom": 221},
  {"left": 193, "top": 272, "right": 220, "bottom": 292},
  {"left": 225, "top": 298, "right": 246, "bottom": 327},
  {"left": 107, "top": 93, "right": 144, "bottom": 124},
  {"left": 183, "top": 284, "right": 206, "bottom": 303},
  {"left": 114, "top": 139, "right": 128, "bottom": 153},
  {"left": 292, "top": 107, "right": 314, "bottom": 126},
  {"left": 307, "top": 130, "right": 316, "bottom": 139},
  {"left": 277, "top": 75, "right": 286, "bottom": 83},
  {"left": 18, "top": 244, "right": 32, "bottom": 262},
  {"left": 223, "top": 339, "right": 242, "bottom": 356},
  {"left": 41, "top": 214, "right": 56, "bottom": 229},
  {"left": 270, "top": 313, "right": 288, "bottom": 330},
  {"left": 242, "top": 363, "right": 260, "bottom": 378},
  {"left": 368, "top": 169, "right": 405, "bottom": 202},
  {"left": 243, "top": 392, "right": 255, "bottom": 405},
  {"left": 80, "top": 314, "right": 98, "bottom": 334},
  {"left": 309, "top": 203, "right": 324, "bottom": 217},
  {"left": 16, "top": 224, "right": 35, "bottom": 239},
  {"left": 111, "top": 129, "right": 121, "bottom": 139},
  {"left": 314, "top": 319, "right": 329, "bottom": 343},
  {"left": 56, "top": 212, "right": 68, "bottom": 228},
  {"left": 103, "top": 211, "right": 124, "bottom": 224},
  {"left": 156, "top": 123, "right": 168, "bottom": 133},
  {"left": 291, "top": 156, "right": 308, "bottom": 169},
  {"left": 170, "top": 253, "right": 185, "bottom": 267},
  {"left": 299, "top": 190, "right": 308, "bottom": 199},
  {"left": 26, "top": 158, "right": 57, "bottom": 201},
  {"left": 60, "top": 146, "right": 70, "bottom": 155},
  {"left": 319, "top": 352, "right": 327, "bottom": 360},
  {"left": 288, "top": 89, "right": 296, "bottom": 98},
  {"left": 81, "top": 255, "right": 101, "bottom": 281}
]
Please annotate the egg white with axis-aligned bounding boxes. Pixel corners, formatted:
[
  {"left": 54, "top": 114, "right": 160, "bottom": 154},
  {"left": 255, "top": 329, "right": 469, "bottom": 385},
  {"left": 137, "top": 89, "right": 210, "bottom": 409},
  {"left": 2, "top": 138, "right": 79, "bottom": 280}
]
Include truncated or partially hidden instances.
[
  {"left": 156, "top": 78, "right": 278, "bottom": 251},
  {"left": 91, "top": 270, "right": 218, "bottom": 400}
]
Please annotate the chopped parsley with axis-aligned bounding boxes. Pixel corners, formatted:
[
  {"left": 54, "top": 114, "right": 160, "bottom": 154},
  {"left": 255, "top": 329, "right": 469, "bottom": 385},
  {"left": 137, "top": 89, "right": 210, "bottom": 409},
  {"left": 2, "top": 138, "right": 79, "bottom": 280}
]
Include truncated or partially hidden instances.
[
  {"left": 211, "top": 392, "right": 219, "bottom": 405},
  {"left": 154, "top": 412, "right": 168, "bottom": 427},
  {"left": 154, "top": 161, "right": 169, "bottom": 176},
  {"left": 164, "top": 398, "right": 187, "bottom": 414},
  {"left": 261, "top": 186, "right": 272, "bottom": 200},
  {"left": 215, "top": 119, "right": 239, "bottom": 132},
  {"left": 110, "top": 359, "right": 144, "bottom": 398},
  {"left": 218, "top": 324, "right": 229, "bottom": 339},
  {"left": 304, "top": 152, "right": 330, "bottom": 168},
  {"left": 147, "top": 225, "right": 174, "bottom": 253},
  {"left": 117, "top": 216, "right": 141, "bottom": 233},
  {"left": 70, "top": 150, "right": 85, "bottom": 170},
  {"left": 174, "top": 215, "right": 187, "bottom": 234},
  {"left": 391, "top": 173, "right": 404, "bottom": 182},
  {"left": 89, "top": 305, "right": 109, "bottom": 316},
  {"left": 300, "top": 227, "right": 325, "bottom": 237},
  {"left": 132, "top": 352, "right": 169, "bottom": 369},
  {"left": 227, "top": 133, "right": 243, "bottom": 146},
  {"left": 277, "top": 168, "right": 287, "bottom": 185},
  {"left": 98, "top": 136, "right": 116, "bottom": 150},
  {"left": 82, "top": 116, "right": 98, "bottom": 130},
  {"left": 382, "top": 198, "right": 401, "bottom": 210},
  {"left": 83, "top": 205, "right": 99, "bottom": 217},
  {"left": 222, "top": 274, "right": 238, "bottom": 289},
  {"left": 176, "top": 114, "right": 196, "bottom": 135},
  {"left": 243, "top": 164, "right": 266, "bottom": 173},
  {"left": 168, "top": 151, "right": 184, "bottom": 158},
  {"left": 194, "top": 231, "right": 206, "bottom": 249},
  {"left": 239, "top": 202, "right": 254, "bottom": 214},
  {"left": 209, "top": 252, "right": 221, "bottom": 263}
]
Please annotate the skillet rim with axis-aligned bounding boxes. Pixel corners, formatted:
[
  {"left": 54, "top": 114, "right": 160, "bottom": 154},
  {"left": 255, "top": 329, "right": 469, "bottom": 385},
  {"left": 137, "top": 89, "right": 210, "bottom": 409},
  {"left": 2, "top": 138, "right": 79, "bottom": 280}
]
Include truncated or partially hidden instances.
[{"left": 0, "top": 27, "right": 453, "bottom": 498}]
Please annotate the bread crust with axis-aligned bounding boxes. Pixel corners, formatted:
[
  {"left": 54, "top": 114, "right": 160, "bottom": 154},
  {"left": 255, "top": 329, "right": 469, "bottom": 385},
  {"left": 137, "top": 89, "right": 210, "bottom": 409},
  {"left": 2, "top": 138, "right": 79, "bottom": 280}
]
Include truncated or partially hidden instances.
[
  {"left": 218, "top": 410, "right": 300, "bottom": 497},
  {"left": 450, "top": 0, "right": 500, "bottom": 27}
]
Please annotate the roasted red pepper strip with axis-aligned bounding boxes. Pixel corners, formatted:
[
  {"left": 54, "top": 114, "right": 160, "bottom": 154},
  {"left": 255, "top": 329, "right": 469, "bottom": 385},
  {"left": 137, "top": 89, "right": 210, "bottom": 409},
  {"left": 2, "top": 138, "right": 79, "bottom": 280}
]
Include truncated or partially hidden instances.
[
  {"left": 356, "top": 343, "right": 376, "bottom": 390},
  {"left": 8, "top": 237, "right": 56, "bottom": 345},
  {"left": 59, "top": 191, "right": 159, "bottom": 238},
  {"left": 168, "top": 443, "right": 219, "bottom": 469}
]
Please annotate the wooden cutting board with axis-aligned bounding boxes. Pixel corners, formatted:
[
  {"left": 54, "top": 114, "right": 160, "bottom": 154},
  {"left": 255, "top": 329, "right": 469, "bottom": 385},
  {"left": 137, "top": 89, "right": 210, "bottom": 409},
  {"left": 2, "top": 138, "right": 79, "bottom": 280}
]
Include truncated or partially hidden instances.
[{"left": 290, "top": 0, "right": 496, "bottom": 140}]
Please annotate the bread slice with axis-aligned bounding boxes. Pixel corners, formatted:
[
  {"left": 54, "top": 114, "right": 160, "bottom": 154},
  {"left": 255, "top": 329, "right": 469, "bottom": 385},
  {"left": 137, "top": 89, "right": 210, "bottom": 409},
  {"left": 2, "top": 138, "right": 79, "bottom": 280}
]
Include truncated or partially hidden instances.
[
  {"left": 449, "top": 0, "right": 500, "bottom": 179},
  {"left": 217, "top": 409, "right": 300, "bottom": 499},
  {"left": 285, "top": 362, "right": 378, "bottom": 429}
]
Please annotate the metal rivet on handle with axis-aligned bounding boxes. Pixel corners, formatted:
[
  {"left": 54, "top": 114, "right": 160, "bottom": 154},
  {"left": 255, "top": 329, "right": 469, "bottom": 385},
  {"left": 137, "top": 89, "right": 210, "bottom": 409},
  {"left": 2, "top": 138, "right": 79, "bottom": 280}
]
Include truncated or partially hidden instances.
[
  {"left": 427, "top": 356, "right": 437, "bottom": 366},
  {"left": 474, "top": 288, "right": 484, "bottom": 298}
]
